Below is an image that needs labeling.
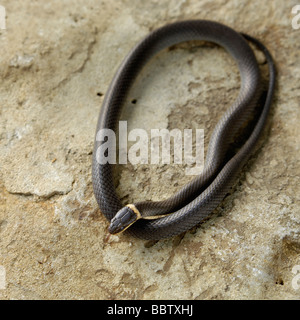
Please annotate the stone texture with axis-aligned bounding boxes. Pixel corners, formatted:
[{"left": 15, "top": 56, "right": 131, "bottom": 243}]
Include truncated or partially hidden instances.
[{"left": 0, "top": 0, "right": 299, "bottom": 300}]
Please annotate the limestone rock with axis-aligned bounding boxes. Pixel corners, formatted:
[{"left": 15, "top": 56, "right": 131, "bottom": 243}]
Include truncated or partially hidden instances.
[{"left": 0, "top": 0, "right": 299, "bottom": 300}]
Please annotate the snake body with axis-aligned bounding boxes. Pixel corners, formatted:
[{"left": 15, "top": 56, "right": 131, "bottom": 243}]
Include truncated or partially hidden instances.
[{"left": 92, "top": 20, "right": 275, "bottom": 240}]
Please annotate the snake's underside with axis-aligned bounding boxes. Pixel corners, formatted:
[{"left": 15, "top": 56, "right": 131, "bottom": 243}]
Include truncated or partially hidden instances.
[{"left": 92, "top": 20, "right": 275, "bottom": 240}]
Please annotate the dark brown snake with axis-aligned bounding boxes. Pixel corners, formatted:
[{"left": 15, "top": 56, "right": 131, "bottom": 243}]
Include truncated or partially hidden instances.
[{"left": 92, "top": 20, "right": 275, "bottom": 240}]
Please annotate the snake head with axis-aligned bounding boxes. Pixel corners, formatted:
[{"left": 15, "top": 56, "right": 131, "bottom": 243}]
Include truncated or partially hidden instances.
[{"left": 108, "top": 205, "right": 140, "bottom": 234}]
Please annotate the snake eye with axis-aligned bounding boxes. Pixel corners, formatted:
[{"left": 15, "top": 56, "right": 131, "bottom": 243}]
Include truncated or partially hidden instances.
[{"left": 108, "top": 206, "right": 138, "bottom": 234}]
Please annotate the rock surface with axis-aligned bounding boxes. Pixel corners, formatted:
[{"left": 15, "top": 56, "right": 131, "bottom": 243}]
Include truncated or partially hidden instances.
[{"left": 0, "top": 0, "right": 299, "bottom": 299}]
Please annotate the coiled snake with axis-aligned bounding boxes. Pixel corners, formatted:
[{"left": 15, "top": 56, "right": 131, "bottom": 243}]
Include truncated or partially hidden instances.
[{"left": 92, "top": 20, "right": 275, "bottom": 240}]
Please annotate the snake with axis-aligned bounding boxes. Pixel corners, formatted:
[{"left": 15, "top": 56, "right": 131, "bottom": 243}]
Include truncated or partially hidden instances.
[{"left": 91, "top": 20, "right": 275, "bottom": 240}]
